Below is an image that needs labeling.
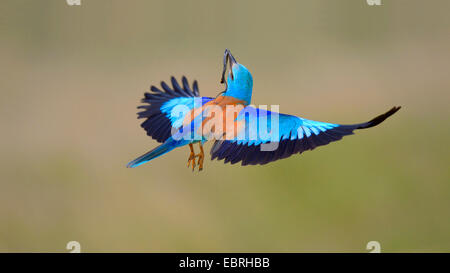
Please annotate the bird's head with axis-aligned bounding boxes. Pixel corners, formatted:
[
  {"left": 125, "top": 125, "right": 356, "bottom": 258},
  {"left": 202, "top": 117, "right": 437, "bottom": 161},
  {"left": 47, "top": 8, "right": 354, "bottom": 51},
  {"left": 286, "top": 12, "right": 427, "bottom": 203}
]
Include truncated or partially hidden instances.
[{"left": 220, "top": 49, "right": 253, "bottom": 105}]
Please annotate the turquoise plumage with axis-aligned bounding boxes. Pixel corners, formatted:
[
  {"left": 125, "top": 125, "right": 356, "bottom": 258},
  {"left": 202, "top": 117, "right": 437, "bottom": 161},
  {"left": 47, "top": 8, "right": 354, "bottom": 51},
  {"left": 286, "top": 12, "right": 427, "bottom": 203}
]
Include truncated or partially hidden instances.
[{"left": 128, "top": 49, "right": 400, "bottom": 170}]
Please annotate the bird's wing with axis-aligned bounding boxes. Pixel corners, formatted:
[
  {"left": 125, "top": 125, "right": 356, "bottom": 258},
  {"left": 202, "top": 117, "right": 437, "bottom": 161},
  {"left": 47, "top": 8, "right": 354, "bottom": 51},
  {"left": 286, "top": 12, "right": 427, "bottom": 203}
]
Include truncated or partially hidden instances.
[
  {"left": 137, "top": 76, "right": 213, "bottom": 142},
  {"left": 210, "top": 106, "right": 400, "bottom": 165}
]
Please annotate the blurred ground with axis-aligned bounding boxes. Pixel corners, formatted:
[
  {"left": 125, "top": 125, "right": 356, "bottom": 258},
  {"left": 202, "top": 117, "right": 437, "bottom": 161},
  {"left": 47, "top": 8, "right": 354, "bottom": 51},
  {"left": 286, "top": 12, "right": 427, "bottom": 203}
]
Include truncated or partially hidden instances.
[{"left": 0, "top": 0, "right": 449, "bottom": 252}]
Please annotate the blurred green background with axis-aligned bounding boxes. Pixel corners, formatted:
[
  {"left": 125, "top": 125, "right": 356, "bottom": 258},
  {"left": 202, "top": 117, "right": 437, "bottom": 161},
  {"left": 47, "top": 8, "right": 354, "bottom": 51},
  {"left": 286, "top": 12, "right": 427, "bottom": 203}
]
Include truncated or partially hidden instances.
[{"left": 1, "top": 0, "right": 449, "bottom": 252}]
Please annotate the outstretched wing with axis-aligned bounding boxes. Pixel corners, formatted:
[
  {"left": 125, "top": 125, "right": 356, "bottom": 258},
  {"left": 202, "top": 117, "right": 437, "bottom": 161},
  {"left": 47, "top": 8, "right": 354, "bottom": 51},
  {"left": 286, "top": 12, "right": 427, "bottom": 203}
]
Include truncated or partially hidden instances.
[
  {"left": 210, "top": 106, "right": 400, "bottom": 166},
  {"left": 137, "top": 76, "right": 213, "bottom": 142}
]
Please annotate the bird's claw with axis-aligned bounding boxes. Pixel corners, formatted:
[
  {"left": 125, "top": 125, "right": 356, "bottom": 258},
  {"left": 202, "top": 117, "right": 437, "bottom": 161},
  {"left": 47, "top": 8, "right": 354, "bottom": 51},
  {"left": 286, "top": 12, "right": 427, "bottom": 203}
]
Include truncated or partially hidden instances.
[
  {"left": 187, "top": 153, "right": 196, "bottom": 171},
  {"left": 187, "top": 143, "right": 204, "bottom": 172},
  {"left": 197, "top": 154, "right": 204, "bottom": 171},
  {"left": 187, "top": 154, "right": 204, "bottom": 171}
]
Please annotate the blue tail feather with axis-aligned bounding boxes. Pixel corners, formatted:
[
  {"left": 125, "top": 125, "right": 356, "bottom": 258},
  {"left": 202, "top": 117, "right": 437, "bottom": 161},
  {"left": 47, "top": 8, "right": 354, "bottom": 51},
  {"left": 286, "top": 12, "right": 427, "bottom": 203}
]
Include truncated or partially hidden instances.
[{"left": 127, "top": 139, "right": 177, "bottom": 168}]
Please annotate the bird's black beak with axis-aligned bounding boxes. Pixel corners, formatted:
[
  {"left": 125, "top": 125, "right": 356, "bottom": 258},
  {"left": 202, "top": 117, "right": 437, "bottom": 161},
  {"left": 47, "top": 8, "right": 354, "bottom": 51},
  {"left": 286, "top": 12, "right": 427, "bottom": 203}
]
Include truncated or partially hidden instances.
[
  {"left": 228, "top": 50, "right": 237, "bottom": 67},
  {"left": 220, "top": 49, "right": 238, "bottom": 84}
]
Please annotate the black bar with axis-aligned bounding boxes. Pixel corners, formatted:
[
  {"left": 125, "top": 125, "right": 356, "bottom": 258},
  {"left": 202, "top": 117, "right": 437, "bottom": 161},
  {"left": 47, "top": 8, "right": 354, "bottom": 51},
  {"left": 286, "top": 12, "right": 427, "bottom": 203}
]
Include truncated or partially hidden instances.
[{"left": 0, "top": 253, "right": 448, "bottom": 272}]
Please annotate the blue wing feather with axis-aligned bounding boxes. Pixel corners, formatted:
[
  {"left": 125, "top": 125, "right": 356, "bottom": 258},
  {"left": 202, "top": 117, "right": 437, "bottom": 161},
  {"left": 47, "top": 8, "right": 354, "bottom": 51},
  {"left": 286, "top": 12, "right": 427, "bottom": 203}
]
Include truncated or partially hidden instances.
[
  {"left": 211, "top": 106, "right": 400, "bottom": 165},
  {"left": 137, "top": 76, "right": 213, "bottom": 143}
]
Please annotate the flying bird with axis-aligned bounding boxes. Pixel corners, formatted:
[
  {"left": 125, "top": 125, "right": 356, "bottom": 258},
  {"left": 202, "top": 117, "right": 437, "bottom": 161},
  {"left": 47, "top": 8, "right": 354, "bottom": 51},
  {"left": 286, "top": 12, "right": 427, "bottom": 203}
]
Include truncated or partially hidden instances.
[{"left": 127, "top": 49, "right": 400, "bottom": 170}]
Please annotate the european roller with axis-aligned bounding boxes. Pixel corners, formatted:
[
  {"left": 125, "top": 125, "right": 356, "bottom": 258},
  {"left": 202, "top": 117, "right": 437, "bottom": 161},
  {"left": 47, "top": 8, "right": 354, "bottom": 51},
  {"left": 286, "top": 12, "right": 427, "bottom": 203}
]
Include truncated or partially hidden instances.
[{"left": 127, "top": 49, "right": 400, "bottom": 171}]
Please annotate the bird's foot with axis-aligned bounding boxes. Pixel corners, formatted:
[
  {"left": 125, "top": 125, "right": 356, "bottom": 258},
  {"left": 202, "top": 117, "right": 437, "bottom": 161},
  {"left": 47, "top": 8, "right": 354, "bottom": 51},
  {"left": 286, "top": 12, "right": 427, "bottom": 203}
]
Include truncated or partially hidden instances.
[
  {"left": 187, "top": 143, "right": 205, "bottom": 172},
  {"left": 197, "top": 153, "right": 204, "bottom": 171},
  {"left": 187, "top": 151, "right": 197, "bottom": 171},
  {"left": 197, "top": 143, "right": 204, "bottom": 171},
  {"left": 187, "top": 154, "right": 204, "bottom": 171}
]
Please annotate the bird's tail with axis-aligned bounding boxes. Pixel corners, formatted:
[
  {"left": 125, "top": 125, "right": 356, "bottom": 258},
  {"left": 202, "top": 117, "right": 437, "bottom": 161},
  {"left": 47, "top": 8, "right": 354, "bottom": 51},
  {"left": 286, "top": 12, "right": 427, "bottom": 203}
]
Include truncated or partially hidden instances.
[{"left": 127, "top": 139, "right": 177, "bottom": 168}]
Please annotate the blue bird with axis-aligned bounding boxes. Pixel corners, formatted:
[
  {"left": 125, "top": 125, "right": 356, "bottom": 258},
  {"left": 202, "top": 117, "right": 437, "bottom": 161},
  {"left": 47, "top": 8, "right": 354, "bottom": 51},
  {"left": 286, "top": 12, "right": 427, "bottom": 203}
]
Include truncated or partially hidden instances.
[{"left": 127, "top": 49, "right": 400, "bottom": 170}]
